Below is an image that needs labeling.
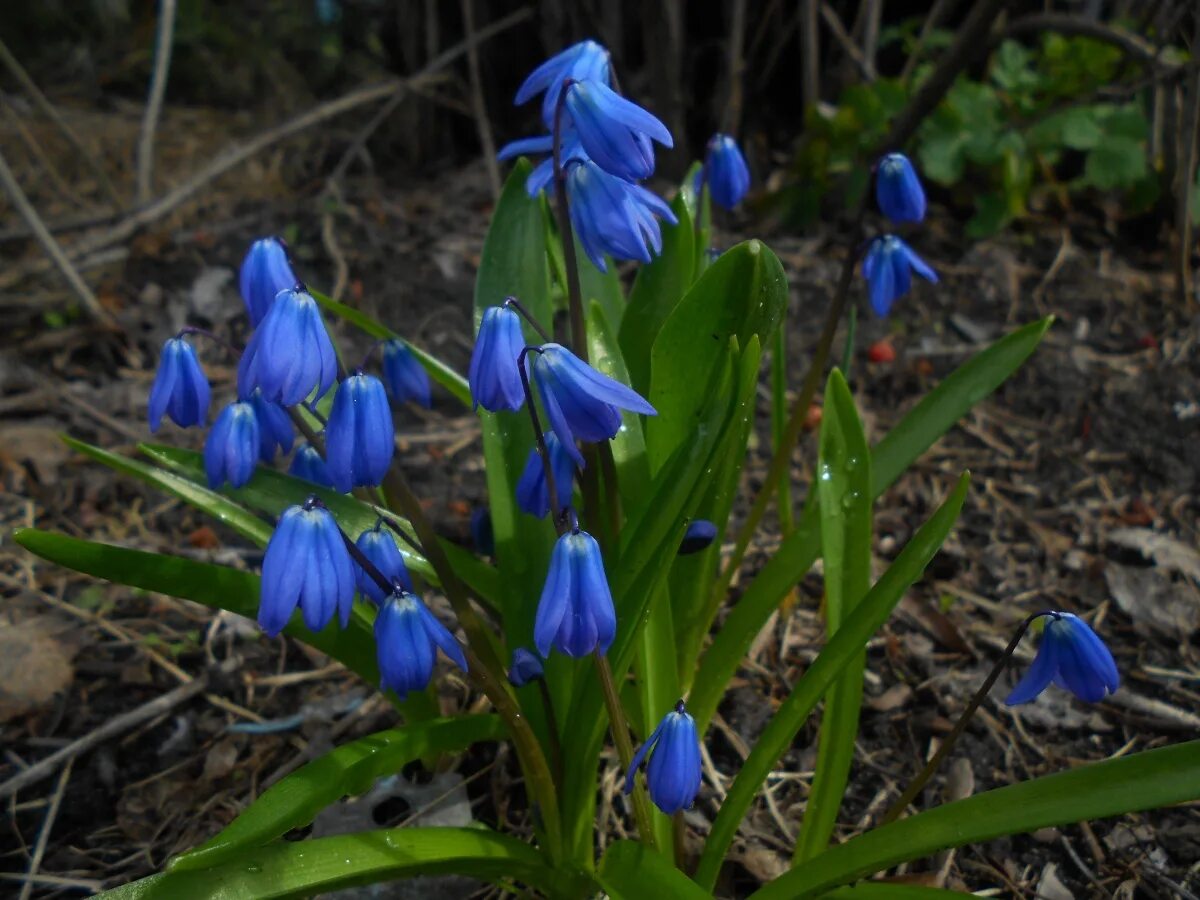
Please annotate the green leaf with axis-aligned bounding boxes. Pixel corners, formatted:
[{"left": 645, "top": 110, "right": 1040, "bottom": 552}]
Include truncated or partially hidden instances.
[
  {"left": 598, "top": 840, "right": 712, "bottom": 900},
  {"left": 619, "top": 193, "right": 696, "bottom": 395},
  {"left": 693, "top": 473, "right": 971, "bottom": 889},
  {"left": 965, "top": 192, "right": 1010, "bottom": 239},
  {"left": 794, "top": 371, "right": 872, "bottom": 863},
  {"left": 98, "top": 827, "right": 577, "bottom": 899},
  {"left": 1082, "top": 136, "right": 1147, "bottom": 190},
  {"left": 575, "top": 237, "right": 626, "bottom": 336},
  {"left": 646, "top": 240, "right": 787, "bottom": 474},
  {"left": 588, "top": 300, "right": 650, "bottom": 507},
  {"left": 689, "top": 318, "right": 1052, "bottom": 732},
  {"left": 754, "top": 740, "right": 1200, "bottom": 899},
  {"left": 821, "top": 886, "right": 976, "bottom": 898},
  {"left": 309, "top": 289, "right": 471, "bottom": 407},
  {"left": 171, "top": 716, "right": 505, "bottom": 872}
]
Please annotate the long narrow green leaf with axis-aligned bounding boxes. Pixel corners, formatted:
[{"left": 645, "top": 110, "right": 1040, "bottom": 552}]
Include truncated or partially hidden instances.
[
  {"left": 794, "top": 371, "right": 872, "bottom": 863},
  {"left": 309, "top": 288, "right": 471, "bottom": 407},
  {"left": 689, "top": 317, "right": 1051, "bottom": 731},
  {"left": 98, "top": 827, "right": 579, "bottom": 900},
  {"left": 771, "top": 307, "right": 794, "bottom": 533},
  {"left": 587, "top": 300, "right": 650, "bottom": 505},
  {"left": 171, "top": 716, "right": 505, "bottom": 872},
  {"left": 598, "top": 840, "right": 712, "bottom": 900},
  {"left": 754, "top": 740, "right": 1200, "bottom": 899},
  {"left": 693, "top": 473, "right": 970, "bottom": 889}
]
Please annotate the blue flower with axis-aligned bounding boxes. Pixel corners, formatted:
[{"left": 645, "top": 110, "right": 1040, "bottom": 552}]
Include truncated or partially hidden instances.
[
  {"left": 497, "top": 132, "right": 585, "bottom": 197},
  {"left": 508, "top": 647, "right": 545, "bottom": 687},
  {"left": 516, "top": 431, "right": 576, "bottom": 518},
  {"left": 624, "top": 700, "right": 702, "bottom": 814},
  {"left": 566, "top": 160, "right": 677, "bottom": 271},
  {"left": 237, "top": 287, "right": 338, "bottom": 407},
  {"left": 375, "top": 590, "right": 468, "bottom": 699},
  {"left": 325, "top": 373, "right": 394, "bottom": 493},
  {"left": 679, "top": 520, "right": 718, "bottom": 556},
  {"left": 288, "top": 443, "right": 333, "bottom": 488},
  {"left": 468, "top": 305, "right": 527, "bottom": 412},
  {"left": 248, "top": 390, "right": 295, "bottom": 462},
  {"left": 564, "top": 79, "right": 672, "bottom": 182},
  {"left": 531, "top": 343, "right": 656, "bottom": 467},
  {"left": 239, "top": 237, "right": 297, "bottom": 326},
  {"left": 1005, "top": 612, "right": 1120, "bottom": 705},
  {"left": 148, "top": 337, "right": 211, "bottom": 432},
  {"left": 381, "top": 340, "right": 432, "bottom": 408},
  {"left": 470, "top": 507, "right": 494, "bottom": 557},
  {"left": 704, "top": 134, "right": 751, "bottom": 210},
  {"left": 862, "top": 235, "right": 937, "bottom": 317},
  {"left": 875, "top": 152, "right": 926, "bottom": 224},
  {"left": 204, "top": 401, "right": 259, "bottom": 488},
  {"left": 515, "top": 39, "right": 611, "bottom": 129},
  {"left": 534, "top": 528, "right": 616, "bottom": 658},
  {"left": 353, "top": 525, "right": 413, "bottom": 604},
  {"left": 258, "top": 500, "right": 356, "bottom": 636}
]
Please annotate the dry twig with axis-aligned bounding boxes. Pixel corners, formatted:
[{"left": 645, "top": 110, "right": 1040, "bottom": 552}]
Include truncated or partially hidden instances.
[{"left": 136, "top": 0, "right": 179, "bottom": 204}]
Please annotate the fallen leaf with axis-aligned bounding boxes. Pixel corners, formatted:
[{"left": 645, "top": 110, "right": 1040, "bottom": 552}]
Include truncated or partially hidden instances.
[
  {"left": 0, "top": 616, "right": 76, "bottom": 721},
  {"left": 1105, "top": 562, "right": 1198, "bottom": 639},
  {"left": 1037, "top": 863, "right": 1074, "bottom": 900},
  {"left": 0, "top": 424, "right": 70, "bottom": 484},
  {"left": 867, "top": 683, "right": 913, "bottom": 712},
  {"left": 1108, "top": 527, "right": 1200, "bottom": 582}
]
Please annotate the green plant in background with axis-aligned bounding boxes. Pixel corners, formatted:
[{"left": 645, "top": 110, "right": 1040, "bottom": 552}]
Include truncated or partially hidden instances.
[{"left": 12, "top": 35, "right": 1200, "bottom": 900}]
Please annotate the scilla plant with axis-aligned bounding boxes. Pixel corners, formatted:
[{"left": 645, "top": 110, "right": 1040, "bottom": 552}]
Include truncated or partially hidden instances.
[{"left": 16, "top": 39, "right": 1200, "bottom": 899}]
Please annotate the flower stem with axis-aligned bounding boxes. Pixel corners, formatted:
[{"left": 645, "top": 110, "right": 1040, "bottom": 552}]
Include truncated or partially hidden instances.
[
  {"left": 551, "top": 80, "right": 587, "bottom": 363},
  {"left": 536, "top": 678, "right": 565, "bottom": 786},
  {"left": 178, "top": 325, "right": 241, "bottom": 359},
  {"left": 504, "top": 296, "right": 553, "bottom": 343},
  {"left": 880, "top": 611, "right": 1044, "bottom": 825},
  {"left": 517, "top": 346, "right": 566, "bottom": 533},
  {"left": 592, "top": 649, "right": 657, "bottom": 849}
]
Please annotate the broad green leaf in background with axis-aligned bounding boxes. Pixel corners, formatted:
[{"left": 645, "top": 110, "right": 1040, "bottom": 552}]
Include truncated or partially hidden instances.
[
  {"left": 171, "top": 716, "right": 505, "bottom": 872},
  {"left": 309, "top": 288, "right": 471, "bottom": 407},
  {"left": 754, "top": 740, "right": 1200, "bottom": 899},
  {"left": 793, "top": 370, "right": 872, "bottom": 863},
  {"left": 688, "top": 317, "right": 1050, "bottom": 733},
  {"left": 587, "top": 300, "right": 650, "bottom": 508},
  {"left": 575, "top": 237, "right": 626, "bottom": 335},
  {"left": 693, "top": 473, "right": 970, "bottom": 889},
  {"left": 598, "top": 840, "right": 712, "bottom": 900}
]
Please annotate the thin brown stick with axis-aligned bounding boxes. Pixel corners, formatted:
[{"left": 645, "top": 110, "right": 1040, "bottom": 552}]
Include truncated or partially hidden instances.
[
  {"left": 998, "top": 13, "right": 1175, "bottom": 68},
  {"left": 136, "top": 0, "right": 178, "bottom": 204},
  {"left": 0, "top": 96, "right": 85, "bottom": 208},
  {"left": 16, "top": 759, "right": 72, "bottom": 900},
  {"left": 724, "top": 0, "right": 748, "bottom": 134},
  {"left": 820, "top": 2, "right": 872, "bottom": 80},
  {"left": 460, "top": 0, "right": 502, "bottom": 200},
  {"left": 1177, "top": 13, "right": 1200, "bottom": 308},
  {"left": 800, "top": 0, "right": 820, "bottom": 109},
  {"left": 900, "top": 0, "right": 958, "bottom": 84}
]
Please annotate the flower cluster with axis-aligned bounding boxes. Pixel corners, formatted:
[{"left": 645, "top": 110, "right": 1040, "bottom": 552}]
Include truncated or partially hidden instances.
[{"left": 863, "top": 152, "right": 937, "bottom": 316}]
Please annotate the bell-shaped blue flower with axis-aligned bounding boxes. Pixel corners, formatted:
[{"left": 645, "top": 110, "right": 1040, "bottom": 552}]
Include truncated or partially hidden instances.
[
  {"left": 258, "top": 500, "right": 356, "bottom": 636},
  {"left": 516, "top": 431, "right": 576, "bottom": 518},
  {"left": 704, "top": 134, "right": 751, "bottom": 210},
  {"left": 381, "top": 339, "right": 432, "bottom": 408},
  {"left": 531, "top": 343, "right": 656, "bottom": 467},
  {"left": 679, "top": 520, "right": 718, "bottom": 556},
  {"left": 564, "top": 79, "right": 672, "bottom": 182},
  {"left": 204, "top": 401, "right": 260, "bottom": 489},
  {"left": 497, "top": 132, "right": 586, "bottom": 198},
  {"left": 508, "top": 647, "right": 545, "bottom": 687},
  {"left": 534, "top": 528, "right": 616, "bottom": 658},
  {"left": 624, "top": 701, "right": 703, "bottom": 814},
  {"left": 353, "top": 525, "right": 413, "bottom": 603},
  {"left": 249, "top": 390, "right": 294, "bottom": 462},
  {"left": 862, "top": 235, "right": 938, "bottom": 317},
  {"left": 1006, "top": 612, "right": 1120, "bottom": 705},
  {"left": 288, "top": 443, "right": 333, "bottom": 488},
  {"left": 470, "top": 507, "right": 494, "bottom": 557},
  {"left": 515, "top": 39, "right": 611, "bottom": 129},
  {"left": 375, "top": 589, "right": 468, "bottom": 699},
  {"left": 239, "top": 237, "right": 297, "bottom": 326},
  {"left": 468, "top": 305, "right": 527, "bottom": 412},
  {"left": 566, "top": 160, "right": 677, "bottom": 272},
  {"left": 325, "top": 373, "right": 394, "bottom": 493},
  {"left": 875, "top": 152, "right": 926, "bottom": 224},
  {"left": 148, "top": 337, "right": 211, "bottom": 432},
  {"left": 237, "top": 287, "right": 338, "bottom": 407}
]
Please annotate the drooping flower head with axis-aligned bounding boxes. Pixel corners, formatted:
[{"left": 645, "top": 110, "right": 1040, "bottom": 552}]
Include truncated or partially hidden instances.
[
  {"left": 624, "top": 700, "right": 703, "bottom": 815},
  {"left": 679, "top": 519, "right": 718, "bottom": 556},
  {"left": 530, "top": 343, "right": 656, "bottom": 467},
  {"left": 703, "top": 134, "right": 751, "bottom": 210},
  {"left": 1005, "top": 612, "right": 1120, "bottom": 705},
  {"left": 353, "top": 524, "right": 413, "bottom": 604},
  {"left": 534, "top": 526, "right": 616, "bottom": 658},
  {"left": 325, "top": 373, "right": 395, "bottom": 494},
  {"left": 508, "top": 647, "right": 545, "bottom": 688},
  {"left": 258, "top": 499, "right": 356, "bottom": 636},
  {"left": 875, "top": 152, "right": 926, "bottom": 224},
  {"left": 468, "top": 305, "right": 527, "bottom": 413},
  {"left": 204, "top": 400, "right": 259, "bottom": 489},
  {"left": 375, "top": 589, "right": 468, "bottom": 699},
  {"left": 516, "top": 431, "right": 577, "bottom": 519},
  {"left": 237, "top": 287, "right": 338, "bottom": 407},
  {"left": 239, "top": 237, "right": 297, "bottom": 326},
  {"left": 248, "top": 390, "right": 295, "bottom": 463},
  {"left": 564, "top": 79, "right": 672, "bottom": 182},
  {"left": 148, "top": 336, "right": 211, "bottom": 432},
  {"left": 381, "top": 339, "right": 432, "bottom": 408},
  {"left": 288, "top": 442, "right": 333, "bottom": 488},
  {"left": 515, "top": 39, "right": 611, "bottom": 129},
  {"left": 565, "top": 160, "right": 678, "bottom": 272},
  {"left": 862, "top": 235, "right": 937, "bottom": 317}
]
